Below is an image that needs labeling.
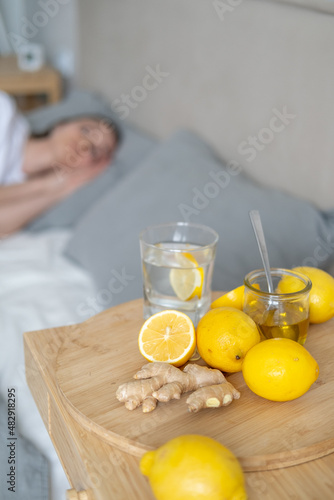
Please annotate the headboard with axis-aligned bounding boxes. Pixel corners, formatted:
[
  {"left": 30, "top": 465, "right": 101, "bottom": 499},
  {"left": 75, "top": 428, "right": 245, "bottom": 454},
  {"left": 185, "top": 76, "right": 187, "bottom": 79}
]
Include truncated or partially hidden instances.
[{"left": 78, "top": 0, "right": 334, "bottom": 210}]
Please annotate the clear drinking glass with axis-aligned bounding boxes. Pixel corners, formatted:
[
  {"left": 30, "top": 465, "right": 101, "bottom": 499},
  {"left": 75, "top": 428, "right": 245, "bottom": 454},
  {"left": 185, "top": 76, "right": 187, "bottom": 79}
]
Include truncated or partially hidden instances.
[
  {"left": 243, "top": 268, "right": 312, "bottom": 345},
  {"left": 139, "top": 222, "right": 219, "bottom": 325}
]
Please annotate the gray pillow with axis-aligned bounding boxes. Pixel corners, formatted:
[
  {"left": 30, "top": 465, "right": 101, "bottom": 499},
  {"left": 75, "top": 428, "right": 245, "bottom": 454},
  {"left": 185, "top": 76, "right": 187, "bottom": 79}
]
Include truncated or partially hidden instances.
[
  {"left": 25, "top": 90, "right": 156, "bottom": 230},
  {"left": 65, "top": 130, "right": 334, "bottom": 315}
]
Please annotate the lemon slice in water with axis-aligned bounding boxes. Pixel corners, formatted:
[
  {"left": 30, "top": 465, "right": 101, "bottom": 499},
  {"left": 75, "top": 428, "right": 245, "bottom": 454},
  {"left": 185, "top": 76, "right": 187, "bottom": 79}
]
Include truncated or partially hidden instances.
[{"left": 169, "top": 252, "right": 204, "bottom": 301}]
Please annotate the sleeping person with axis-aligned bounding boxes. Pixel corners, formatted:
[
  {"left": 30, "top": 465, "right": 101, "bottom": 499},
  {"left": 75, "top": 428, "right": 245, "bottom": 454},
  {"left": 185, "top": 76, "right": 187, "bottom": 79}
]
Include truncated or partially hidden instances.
[{"left": 0, "top": 91, "right": 120, "bottom": 236}]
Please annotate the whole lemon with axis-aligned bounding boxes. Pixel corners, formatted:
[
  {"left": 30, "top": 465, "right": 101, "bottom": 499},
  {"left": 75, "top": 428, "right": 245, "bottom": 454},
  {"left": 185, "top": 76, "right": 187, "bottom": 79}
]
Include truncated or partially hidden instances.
[
  {"left": 196, "top": 307, "right": 260, "bottom": 372},
  {"left": 242, "top": 338, "right": 319, "bottom": 401},
  {"left": 211, "top": 285, "right": 260, "bottom": 311},
  {"left": 140, "top": 434, "right": 247, "bottom": 500},
  {"left": 278, "top": 266, "right": 334, "bottom": 324},
  {"left": 211, "top": 285, "right": 245, "bottom": 310}
]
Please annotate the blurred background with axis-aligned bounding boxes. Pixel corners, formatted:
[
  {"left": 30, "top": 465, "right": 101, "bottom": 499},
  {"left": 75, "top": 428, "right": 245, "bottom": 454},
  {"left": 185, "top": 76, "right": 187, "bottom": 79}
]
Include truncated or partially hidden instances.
[
  {"left": 0, "top": 0, "right": 78, "bottom": 85},
  {"left": 0, "top": 5, "right": 333, "bottom": 498},
  {"left": 0, "top": 0, "right": 333, "bottom": 208}
]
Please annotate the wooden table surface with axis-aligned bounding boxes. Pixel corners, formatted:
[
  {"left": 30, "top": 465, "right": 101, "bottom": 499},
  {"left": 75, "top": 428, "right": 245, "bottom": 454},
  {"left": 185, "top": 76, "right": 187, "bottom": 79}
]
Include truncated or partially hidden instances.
[
  {"left": 24, "top": 295, "right": 334, "bottom": 500},
  {"left": 0, "top": 55, "right": 62, "bottom": 104}
]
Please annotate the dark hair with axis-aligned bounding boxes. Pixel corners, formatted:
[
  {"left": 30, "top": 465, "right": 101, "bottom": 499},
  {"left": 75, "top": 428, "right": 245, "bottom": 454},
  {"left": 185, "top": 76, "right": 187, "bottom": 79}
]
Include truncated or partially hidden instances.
[{"left": 32, "top": 114, "right": 122, "bottom": 145}]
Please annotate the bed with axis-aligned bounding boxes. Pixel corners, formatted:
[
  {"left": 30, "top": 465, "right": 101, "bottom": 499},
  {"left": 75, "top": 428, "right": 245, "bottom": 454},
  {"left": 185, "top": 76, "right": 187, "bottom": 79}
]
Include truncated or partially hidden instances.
[
  {"left": 0, "top": 88, "right": 333, "bottom": 499},
  {"left": 1, "top": 2, "right": 334, "bottom": 497},
  {"left": 0, "top": 90, "right": 159, "bottom": 500},
  {"left": 0, "top": 230, "right": 96, "bottom": 499}
]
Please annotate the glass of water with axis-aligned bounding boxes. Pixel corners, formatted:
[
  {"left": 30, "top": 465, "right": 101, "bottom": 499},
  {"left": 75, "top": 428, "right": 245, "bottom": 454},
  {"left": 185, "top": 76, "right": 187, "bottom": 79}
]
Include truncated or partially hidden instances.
[{"left": 139, "top": 222, "right": 219, "bottom": 325}]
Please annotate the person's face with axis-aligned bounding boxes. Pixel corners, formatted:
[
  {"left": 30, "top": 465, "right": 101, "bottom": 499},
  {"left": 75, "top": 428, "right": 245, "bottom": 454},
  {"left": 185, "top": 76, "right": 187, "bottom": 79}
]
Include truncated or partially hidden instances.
[{"left": 50, "top": 118, "right": 117, "bottom": 170}]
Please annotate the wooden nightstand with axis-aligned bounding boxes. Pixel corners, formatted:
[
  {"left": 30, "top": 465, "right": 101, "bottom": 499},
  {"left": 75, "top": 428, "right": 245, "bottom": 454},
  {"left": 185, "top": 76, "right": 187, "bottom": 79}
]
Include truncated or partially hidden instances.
[
  {"left": 24, "top": 296, "right": 334, "bottom": 500},
  {"left": 0, "top": 55, "right": 62, "bottom": 108}
]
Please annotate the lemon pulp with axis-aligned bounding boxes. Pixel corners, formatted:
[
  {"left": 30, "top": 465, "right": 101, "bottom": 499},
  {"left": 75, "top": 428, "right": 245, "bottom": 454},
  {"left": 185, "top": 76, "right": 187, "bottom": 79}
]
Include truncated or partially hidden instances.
[{"left": 169, "top": 252, "right": 204, "bottom": 301}]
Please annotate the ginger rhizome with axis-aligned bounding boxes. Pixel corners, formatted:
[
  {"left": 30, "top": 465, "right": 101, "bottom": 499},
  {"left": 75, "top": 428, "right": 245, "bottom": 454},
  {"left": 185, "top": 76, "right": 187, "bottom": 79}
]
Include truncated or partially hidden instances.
[{"left": 116, "top": 362, "right": 240, "bottom": 413}]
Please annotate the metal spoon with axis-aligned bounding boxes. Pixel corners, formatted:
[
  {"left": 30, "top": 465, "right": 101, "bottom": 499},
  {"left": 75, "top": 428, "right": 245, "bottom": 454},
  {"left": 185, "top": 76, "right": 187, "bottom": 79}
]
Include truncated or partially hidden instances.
[{"left": 249, "top": 210, "right": 274, "bottom": 294}]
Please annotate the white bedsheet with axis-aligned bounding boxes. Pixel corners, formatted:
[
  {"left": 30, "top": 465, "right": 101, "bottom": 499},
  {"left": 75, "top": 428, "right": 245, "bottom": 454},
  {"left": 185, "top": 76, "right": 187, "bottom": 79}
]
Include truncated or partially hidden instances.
[{"left": 0, "top": 230, "right": 98, "bottom": 500}]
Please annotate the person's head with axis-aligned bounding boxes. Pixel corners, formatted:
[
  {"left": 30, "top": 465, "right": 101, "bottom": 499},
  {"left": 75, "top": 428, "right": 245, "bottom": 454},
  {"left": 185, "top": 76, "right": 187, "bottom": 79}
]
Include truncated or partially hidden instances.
[{"left": 48, "top": 116, "right": 120, "bottom": 170}]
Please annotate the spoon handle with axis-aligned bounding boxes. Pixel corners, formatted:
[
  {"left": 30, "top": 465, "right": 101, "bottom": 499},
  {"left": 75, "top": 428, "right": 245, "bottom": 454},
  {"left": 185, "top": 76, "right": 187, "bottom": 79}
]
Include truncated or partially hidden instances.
[{"left": 249, "top": 210, "right": 274, "bottom": 293}]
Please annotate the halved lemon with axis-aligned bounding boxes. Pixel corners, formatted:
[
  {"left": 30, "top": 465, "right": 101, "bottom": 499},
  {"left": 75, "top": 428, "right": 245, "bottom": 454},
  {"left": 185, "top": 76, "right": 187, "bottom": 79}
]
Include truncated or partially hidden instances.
[
  {"left": 138, "top": 310, "right": 196, "bottom": 366},
  {"left": 169, "top": 252, "right": 204, "bottom": 301}
]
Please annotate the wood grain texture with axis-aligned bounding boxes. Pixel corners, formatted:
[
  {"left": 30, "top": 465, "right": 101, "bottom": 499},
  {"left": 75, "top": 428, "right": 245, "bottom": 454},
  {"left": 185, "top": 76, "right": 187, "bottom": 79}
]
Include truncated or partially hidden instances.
[
  {"left": 0, "top": 55, "right": 62, "bottom": 103},
  {"left": 54, "top": 298, "right": 334, "bottom": 471},
  {"left": 24, "top": 294, "right": 334, "bottom": 499}
]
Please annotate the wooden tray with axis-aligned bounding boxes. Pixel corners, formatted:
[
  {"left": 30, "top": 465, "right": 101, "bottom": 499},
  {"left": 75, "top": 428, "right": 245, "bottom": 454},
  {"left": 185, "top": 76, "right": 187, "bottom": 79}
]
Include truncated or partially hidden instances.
[{"left": 55, "top": 298, "right": 334, "bottom": 472}]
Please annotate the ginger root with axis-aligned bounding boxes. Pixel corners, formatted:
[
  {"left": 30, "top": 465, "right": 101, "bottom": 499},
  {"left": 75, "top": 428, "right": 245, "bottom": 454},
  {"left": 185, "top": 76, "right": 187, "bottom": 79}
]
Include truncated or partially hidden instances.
[
  {"left": 186, "top": 382, "right": 240, "bottom": 413},
  {"left": 116, "top": 362, "right": 240, "bottom": 413}
]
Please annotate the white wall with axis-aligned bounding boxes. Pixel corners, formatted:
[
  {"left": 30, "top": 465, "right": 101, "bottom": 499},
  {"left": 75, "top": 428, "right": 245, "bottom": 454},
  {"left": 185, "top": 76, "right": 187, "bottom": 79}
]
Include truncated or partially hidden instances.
[
  {"left": 25, "top": 0, "right": 79, "bottom": 79},
  {"left": 270, "top": 0, "right": 334, "bottom": 16},
  {"left": 0, "top": 0, "right": 25, "bottom": 37},
  {"left": 76, "top": 0, "right": 334, "bottom": 211},
  {"left": 1, "top": 0, "right": 79, "bottom": 79},
  {"left": 0, "top": 0, "right": 25, "bottom": 53}
]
